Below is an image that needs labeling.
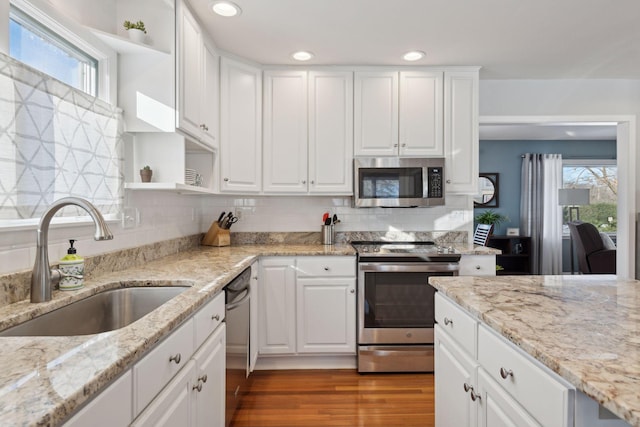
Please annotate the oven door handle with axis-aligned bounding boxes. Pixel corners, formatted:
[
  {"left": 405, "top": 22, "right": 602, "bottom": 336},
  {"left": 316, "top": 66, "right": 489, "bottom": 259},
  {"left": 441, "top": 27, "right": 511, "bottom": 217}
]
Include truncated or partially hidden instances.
[{"left": 358, "top": 262, "right": 459, "bottom": 273}]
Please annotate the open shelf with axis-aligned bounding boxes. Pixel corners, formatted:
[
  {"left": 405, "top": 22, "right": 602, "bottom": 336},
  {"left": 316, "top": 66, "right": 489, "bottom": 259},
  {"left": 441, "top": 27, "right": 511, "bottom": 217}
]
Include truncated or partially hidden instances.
[
  {"left": 488, "top": 235, "right": 532, "bottom": 275},
  {"left": 125, "top": 182, "right": 216, "bottom": 195},
  {"left": 89, "top": 28, "right": 170, "bottom": 56}
]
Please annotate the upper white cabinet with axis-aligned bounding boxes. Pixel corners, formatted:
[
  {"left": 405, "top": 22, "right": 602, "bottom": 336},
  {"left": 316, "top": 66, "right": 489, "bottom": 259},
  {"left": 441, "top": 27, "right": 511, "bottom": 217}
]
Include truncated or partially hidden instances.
[
  {"left": 176, "top": 1, "right": 218, "bottom": 148},
  {"left": 354, "top": 70, "right": 443, "bottom": 157},
  {"left": 220, "top": 57, "right": 263, "bottom": 193},
  {"left": 263, "top": 70, "right": 353, "bottom": 194},
  {"left": 444, "top": 70, "right": 479, "bottom": 194}
]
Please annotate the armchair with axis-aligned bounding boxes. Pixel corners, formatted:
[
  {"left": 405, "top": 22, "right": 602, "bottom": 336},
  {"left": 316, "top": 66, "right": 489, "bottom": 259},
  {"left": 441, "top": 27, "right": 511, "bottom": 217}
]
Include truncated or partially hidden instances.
[{"left": 567, "top": 221, "right": 616, "bottom": 274}]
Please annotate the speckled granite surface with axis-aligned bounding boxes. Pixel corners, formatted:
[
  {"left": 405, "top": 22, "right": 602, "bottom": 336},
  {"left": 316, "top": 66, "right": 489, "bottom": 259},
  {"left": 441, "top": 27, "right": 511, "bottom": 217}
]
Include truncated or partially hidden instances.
[
  {"left": 430, "top": 275, "right": 640, "bottom": 426},
  {"left": 0, "top": 243, "right": 355, "bottom": 426}
]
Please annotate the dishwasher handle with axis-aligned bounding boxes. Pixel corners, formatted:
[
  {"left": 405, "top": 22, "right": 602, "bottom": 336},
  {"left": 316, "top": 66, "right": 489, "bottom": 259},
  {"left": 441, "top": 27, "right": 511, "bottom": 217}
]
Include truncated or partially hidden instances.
[{"left": 226, "top": 289, "right": 250, "bottom": 311}]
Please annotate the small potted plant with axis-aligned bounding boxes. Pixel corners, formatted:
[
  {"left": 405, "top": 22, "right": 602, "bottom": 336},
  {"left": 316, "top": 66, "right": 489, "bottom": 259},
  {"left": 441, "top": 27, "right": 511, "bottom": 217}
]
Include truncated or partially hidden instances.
[
  {"left": 123, "top": 20, "right": 147, "bottom": 43},
  {"left": 140, "top": 165, "right": 152, "bottom": 183},
  {"left": 475, "top": 210, "right": 508, "bottom": 233}
]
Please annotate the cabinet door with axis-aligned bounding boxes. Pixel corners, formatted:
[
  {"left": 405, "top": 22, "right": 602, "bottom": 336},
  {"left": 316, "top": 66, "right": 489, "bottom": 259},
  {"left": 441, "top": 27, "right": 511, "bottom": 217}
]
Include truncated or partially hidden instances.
[
  {"left": 477, "top": 368, "right": 540, "bottom": 427},
  {"left": 220, "top": 57, "right": 262, "bottom": 192},
  {"left": 308, "top": 71, "right": 354, "bottom": 194},
  {"left": 249, "top": 261, "right": 259, "bottom": 371},
  {"left": 296, "top": 277, "right": 356, "bottom": 353},
  {"left": 258, "top": 258, "right": 296, "bottom": 354},
  {"left": 177, "top": 1, "right": 203, "bottom": 140},
  {"left": 444, "top": 71, "right": 479, "bottom": 194},
  {"left": 263, "top": 70, "right": 308, "bottom": 193},
  {"left": 131, "top": 360, "right": 196, "bottom": 427},
  {"left": 193, "top": 324, "right": 226, "bottom": 427},
  {"left": 435, "top": 325, "right": 478, "bottom": 427},
  {"left": 64, "top": 371, "right": 133, "bottom": 427},
  {"left": 200, "top": 40, "right": 219, "bottom": 147},
  {"left": 354, "top": 71, "right": 399, "bottom": 156},
  {"left": 399, "top": 71, "right": 444, "bottom": 156}
]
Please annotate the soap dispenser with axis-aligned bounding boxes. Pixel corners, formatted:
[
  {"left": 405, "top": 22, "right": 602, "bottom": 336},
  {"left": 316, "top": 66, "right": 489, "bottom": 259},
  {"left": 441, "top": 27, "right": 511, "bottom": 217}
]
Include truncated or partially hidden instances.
[{"left": 59, "top": 239, "right": 84, "bottom": 290}]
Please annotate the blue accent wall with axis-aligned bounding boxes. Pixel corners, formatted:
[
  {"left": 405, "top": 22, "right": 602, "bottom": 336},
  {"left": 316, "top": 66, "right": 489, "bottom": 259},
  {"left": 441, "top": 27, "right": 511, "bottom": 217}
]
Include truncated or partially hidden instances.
[{"left": 476, "top": 140, "right": 616, "bottom": 235}]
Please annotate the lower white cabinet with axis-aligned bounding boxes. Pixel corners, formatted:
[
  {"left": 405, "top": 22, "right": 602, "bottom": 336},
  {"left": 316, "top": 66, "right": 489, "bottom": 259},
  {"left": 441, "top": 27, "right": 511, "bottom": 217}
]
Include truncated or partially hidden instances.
[
  {"left": 65, "top": 291, "right": 226, "bottom": 427},
  {"left": 435, "top": 293, "right": 630, "bottom": 427},
  {"left": 259, "top": 256, "right": 356, "bottom": 357},
  {"left": 459, "top": 255, "right": 496, "bottom": 276},
  {"left": 249, "top": 261, "right": 259, "bottom": 371},
  {"left": 64, "top": 371, "right": 133, "bottom": 427}
]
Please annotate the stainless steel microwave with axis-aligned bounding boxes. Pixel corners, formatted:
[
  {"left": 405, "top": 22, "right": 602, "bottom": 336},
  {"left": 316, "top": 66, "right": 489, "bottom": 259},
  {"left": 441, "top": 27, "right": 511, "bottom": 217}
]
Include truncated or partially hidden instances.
[{"left": 353, "top": 157, "right": 445, "bottom": 208}]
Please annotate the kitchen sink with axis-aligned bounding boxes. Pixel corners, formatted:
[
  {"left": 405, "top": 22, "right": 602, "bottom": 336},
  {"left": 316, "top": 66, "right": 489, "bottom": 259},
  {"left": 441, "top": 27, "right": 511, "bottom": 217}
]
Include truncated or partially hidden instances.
[{"left": 0, "top": 286, "right": 190, "bottom": 337}]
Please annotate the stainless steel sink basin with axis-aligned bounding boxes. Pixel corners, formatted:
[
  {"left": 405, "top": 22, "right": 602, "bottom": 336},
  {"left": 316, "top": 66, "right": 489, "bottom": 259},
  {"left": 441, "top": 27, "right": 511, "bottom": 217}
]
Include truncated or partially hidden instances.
[{"left": 0, "top": 286, "right": 189, "bottom": 337}]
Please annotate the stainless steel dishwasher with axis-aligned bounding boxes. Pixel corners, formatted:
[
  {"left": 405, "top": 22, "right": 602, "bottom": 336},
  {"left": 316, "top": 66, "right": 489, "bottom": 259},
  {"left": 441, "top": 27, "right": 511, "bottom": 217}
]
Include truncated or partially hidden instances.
[{"left": 225, "top": 267, "right": 251, "bottom": 427}]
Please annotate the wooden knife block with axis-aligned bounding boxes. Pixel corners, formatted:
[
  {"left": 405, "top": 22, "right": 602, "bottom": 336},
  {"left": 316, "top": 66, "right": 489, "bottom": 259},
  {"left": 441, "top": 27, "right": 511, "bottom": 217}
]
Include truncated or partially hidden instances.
[{"left": 202, "top": 221, "right": 230, "bottom": 247}]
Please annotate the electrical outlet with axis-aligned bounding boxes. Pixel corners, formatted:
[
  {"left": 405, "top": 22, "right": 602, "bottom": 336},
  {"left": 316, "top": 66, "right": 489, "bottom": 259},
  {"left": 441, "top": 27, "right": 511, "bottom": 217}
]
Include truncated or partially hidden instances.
[
  {"left": 234, "top": 208, "right": 242, "bottom": 220},
  {"left": 121, "top": 207, "right": 140, "bottom": 229}
]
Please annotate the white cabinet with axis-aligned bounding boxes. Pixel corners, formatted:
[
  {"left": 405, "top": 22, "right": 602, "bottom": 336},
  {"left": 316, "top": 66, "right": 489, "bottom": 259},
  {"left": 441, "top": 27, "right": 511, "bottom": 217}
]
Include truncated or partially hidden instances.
[
  {"left": 192, "top": 324, "right": 226, "bottom": 427},
  {"left": 263, "top": 70, "right": 353, "bottom": 194},
  {"left": 354, "top": 70, "right": 443, "bottom": 157},
  {"left": 444, "top": 70, "right": 479, "bottom": 194},
  {"left": 459, "top": 255, "right": 496, "bottom": 276},
  {"left": 220, "top": 57, "right": 262, "bottom": 193},
  {"left": 258, "top": 257, "right": 297, "bottom": 354},
  {"left": 434, "top": 325, "right": 478, "bottom": 427},
  {"left": 258, "top": 256, "right": 357, "bottom": 356},
  {"left": 477, "top": 368, "right": 540, "bottom": 427},
  {"left": 64, "top": 371, "right": 133, "bottom": 427},
  {"left": 296, "top": 277, "right": 356, "bottom": 353},
  {"left": 176, "top": 0, "right": 218, "bottom": 148},
  {"left": 250, "top": 261, "right": 259, "bottom": 371}
]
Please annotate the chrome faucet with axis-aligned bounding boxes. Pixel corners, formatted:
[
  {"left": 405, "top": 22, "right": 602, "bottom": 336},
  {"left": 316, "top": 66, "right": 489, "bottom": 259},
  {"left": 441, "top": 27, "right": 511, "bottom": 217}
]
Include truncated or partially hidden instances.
[{"left": 31, "top": 197, "right": 114, "bottom": 303}]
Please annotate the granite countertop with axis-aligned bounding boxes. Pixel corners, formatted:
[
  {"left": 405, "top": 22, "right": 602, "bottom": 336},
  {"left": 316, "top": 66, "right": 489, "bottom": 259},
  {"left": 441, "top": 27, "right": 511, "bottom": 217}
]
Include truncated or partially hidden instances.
[
  {"left": 430, "top": 274, "right": 640, "bottom": 426},
  {"left": 0, "top": 243, "right": 355, "bottom": 426}
]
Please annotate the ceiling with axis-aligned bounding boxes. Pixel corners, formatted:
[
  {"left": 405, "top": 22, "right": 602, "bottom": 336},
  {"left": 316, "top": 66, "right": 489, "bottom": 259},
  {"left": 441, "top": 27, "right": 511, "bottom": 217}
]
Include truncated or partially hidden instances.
[{"left": 191, "top": 0, "right": 640, "bottom": 79}]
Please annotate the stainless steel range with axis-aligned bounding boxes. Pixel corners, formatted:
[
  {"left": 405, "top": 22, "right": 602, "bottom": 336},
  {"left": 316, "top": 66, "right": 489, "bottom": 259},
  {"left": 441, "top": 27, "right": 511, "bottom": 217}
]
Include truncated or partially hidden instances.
[{"left": 352, "top": 241, "right": 460, "bottom": 373}]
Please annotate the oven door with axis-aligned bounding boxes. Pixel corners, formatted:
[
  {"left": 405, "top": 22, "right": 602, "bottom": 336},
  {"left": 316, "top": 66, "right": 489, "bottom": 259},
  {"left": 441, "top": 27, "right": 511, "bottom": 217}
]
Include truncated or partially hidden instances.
[{"left": 357, "top": 261, "right": 457, "bottom": 345}]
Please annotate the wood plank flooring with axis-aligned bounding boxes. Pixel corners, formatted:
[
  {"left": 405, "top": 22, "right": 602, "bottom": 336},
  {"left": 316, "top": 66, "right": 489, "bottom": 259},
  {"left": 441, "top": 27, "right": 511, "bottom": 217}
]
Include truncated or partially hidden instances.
[{"left": 231, "top": 369, "right": 435, "bottom": 427}]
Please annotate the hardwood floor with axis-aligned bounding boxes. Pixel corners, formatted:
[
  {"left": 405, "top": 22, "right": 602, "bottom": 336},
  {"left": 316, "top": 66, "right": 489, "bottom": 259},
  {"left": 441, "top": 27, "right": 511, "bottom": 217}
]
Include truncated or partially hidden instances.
[{"left": 231, "top": 370, "right": 435, "bottom": 427}]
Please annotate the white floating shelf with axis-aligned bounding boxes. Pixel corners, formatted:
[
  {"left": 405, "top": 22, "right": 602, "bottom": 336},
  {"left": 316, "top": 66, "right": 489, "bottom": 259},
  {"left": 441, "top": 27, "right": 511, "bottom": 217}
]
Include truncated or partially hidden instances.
[
  {"left": 89, "top": 28, "right": 170, "bottom": 56},
  {"left": 125, "top": 182, "right": 215, "bottom": 195}
]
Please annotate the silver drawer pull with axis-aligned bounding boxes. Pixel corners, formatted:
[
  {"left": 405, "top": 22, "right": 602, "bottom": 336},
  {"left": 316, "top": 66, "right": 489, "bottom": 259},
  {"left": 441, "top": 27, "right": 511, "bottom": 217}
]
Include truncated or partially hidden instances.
[
  {"left": 463, "top": 383, "right": 473, "bottom": 393},
  {"left": 470, "top": 390, "right": 482, "bottom": 402},
  {"left": 350, "top": 289, "right": 355, "bottom": 294},
  {"left": 192, "top": 381, "right": 203, "bottom": 392},
  {"left": 212, "top": 314, "right": 221, "bottom": 321},
  {"left": 475, "top": 265, "right": 481, "bottom": 270},
  {"left": 324, "top": 267, "right": 330, "bottom": 271},
  {"left": 500, "top": 367, "right": 513, "bottom": 379},
  {"left": 198, "top": 374, "right": 208, "bottom": 383},
  {"left": 443, "top": 317, "right": 453, "bottom": 326},
  {"left": 169, "top": 353, "right": 181, "bottom": 364}
]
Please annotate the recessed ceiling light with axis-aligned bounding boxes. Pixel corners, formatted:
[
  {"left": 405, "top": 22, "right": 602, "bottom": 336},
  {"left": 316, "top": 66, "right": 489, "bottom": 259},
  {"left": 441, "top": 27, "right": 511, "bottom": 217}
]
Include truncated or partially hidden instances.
[
  {"left": 292, "top": 51, "right": 314, "bottom": 61},
  {"left": 403, "top": 51, "right": 425, "bottom": 61},
  {"left": 211, "top": 1, "right": 241, "bottom": 17}
]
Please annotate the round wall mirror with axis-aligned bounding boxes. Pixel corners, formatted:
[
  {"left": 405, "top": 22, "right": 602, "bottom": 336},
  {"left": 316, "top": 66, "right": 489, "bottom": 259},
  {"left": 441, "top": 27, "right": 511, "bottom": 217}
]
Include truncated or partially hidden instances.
[{"left": 474, "top": 173, "right": 499, "bottom": 207}]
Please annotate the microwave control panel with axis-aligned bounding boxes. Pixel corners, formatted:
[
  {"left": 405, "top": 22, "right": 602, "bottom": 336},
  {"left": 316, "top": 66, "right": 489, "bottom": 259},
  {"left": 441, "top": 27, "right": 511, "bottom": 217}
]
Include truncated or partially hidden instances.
[{"left": 427, "top": 167, "right": 443, "bottom": 198}]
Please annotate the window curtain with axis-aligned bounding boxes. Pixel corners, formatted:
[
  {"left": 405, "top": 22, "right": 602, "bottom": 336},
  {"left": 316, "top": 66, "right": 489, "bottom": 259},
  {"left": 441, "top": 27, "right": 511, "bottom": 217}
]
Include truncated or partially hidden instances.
[{"left": 520, "top": 154, "right": 563, "bottom": 274}]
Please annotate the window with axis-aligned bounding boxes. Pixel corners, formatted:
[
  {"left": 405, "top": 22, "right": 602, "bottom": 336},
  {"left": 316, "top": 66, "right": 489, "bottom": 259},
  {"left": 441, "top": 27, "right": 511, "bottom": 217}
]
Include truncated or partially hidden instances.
[
  {"left": 562, "top": 160, "right": 617, "bottom": 233},
  {"left": 9, "top": 5, "right": 98, "bottom": 96}
]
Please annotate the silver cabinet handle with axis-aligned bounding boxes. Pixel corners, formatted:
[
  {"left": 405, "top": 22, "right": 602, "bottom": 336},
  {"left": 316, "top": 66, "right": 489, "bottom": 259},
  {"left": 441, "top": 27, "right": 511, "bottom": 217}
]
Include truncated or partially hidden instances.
[
  {"left": 500, "top": 367, "right": 513, "bottom": 379},
  {"left": 252, "top": 276, "right": 258, "bottom": 280},
  {"left": 198, "top": 374, "right": 208, "bottom": 383},
  {"left": 211, "top": 314, "right": 221, "bottom": 321},
  {"left": 324, "top": 267, "right": 329, "bottom": 271},
  {"left": 475, "top": 265, "right": 481, "bottom": 270},
  {"left": 302, "top": 180, "right": 306, "bottom": 184},
  {"left": 310, "top": 180, "right": 315, "bottom": 184},
  {"left": 446, "top": 179, "right": 451, "bottom": 184},
  {"left": 199, "top": 124, "right": 209, "bottom": 131},
  {"left": 443, "top": 317, "right": 453, "bottom": 326},
  {"left": 463, "top": 383, "right": 473, "bottom": 393},
  {"left": 350, "top": 289, "right": 355, "bottom": 294},
  {"left": 401, "top": 143, "right": 406, "bottom": 147},
  {"left": 393, "top": 143, "right": 399, "bottom": 147},
  {"left": 470, "top": 390, "right": 482, "bottom": 402},
  {"left": 169, "top": 353, "right": 181, "bottom": 364},
  {"left": 192, "top": 381, "right": 203, "bottom": 392},
  {"left": 224, "top": 178, "right": 229, "bottom": 182}
]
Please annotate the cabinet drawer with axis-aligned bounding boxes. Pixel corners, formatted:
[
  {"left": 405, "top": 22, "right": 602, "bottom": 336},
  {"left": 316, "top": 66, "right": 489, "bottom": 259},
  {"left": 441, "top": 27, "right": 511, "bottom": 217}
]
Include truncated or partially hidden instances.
[
  {"left": 193, "top": 291, "right": 225, "bottom": 349},
  {"left": 434, "top": 293, "right": 477, "bottom": 357},
  {"left": 133, "top": 318, "right": 195, "bottom": 416},
  {"left": 296, "top": 256, "right": 355, "bottom": 277},
  {"left": 478, "top": 325, "right": 574, "bottom": 427},
  {"left": 459, "top": 255, "right": 496, "bottom": 276}
]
